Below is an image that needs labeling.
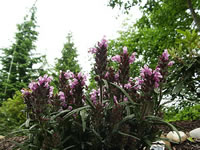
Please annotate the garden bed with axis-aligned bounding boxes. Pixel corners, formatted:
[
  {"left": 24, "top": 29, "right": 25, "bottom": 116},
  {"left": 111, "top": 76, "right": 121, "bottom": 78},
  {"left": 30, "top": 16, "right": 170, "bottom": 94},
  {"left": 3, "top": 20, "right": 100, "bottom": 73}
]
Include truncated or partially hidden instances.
[
  {"left": 161, "top": 120, "right": 200, "bottom": 150},
  {"left": 0, "top": 120, "right": 200, "bottom": 150}
]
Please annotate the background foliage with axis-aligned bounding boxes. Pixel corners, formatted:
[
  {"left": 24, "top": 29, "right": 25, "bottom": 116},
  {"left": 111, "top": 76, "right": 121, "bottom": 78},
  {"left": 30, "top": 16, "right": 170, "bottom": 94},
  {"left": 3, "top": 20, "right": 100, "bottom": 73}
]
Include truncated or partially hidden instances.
[
  {"left": 0, "top": 6, "right": 47, "bottom": 103},
  {"left": 0, "top": 91, "right": 26, "bottom": 135}
]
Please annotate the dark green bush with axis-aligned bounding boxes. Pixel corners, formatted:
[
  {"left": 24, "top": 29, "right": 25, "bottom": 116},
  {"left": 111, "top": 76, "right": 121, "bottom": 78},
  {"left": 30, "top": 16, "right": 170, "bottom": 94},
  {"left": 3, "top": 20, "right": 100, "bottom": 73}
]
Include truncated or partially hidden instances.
[{"left": 0, "top": 91, "right": 26, "bottom": 135}]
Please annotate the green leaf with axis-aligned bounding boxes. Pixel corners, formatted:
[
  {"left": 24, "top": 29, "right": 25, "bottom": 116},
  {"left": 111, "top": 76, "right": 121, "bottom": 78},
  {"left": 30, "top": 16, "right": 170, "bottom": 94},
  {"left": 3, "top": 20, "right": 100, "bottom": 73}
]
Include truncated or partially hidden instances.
[
  {"left": 9, "top": 140, "right": 28, "bottom": 150},
  {"left": 85, "top": 97, "right": 95, "bottom": 110},
  {"left": 63, "top": 145, "right": 76, "bottom": 150},
  {"left": 110, "top": 82, "right": 138, "bottom": 106},
  {"left": 91, "top": 129, "right": 103, "bottom": 142},
  {"left": 102, "top": 79, "right": 109, "bottom": 89},
  {"left": 118, "top": 131, "right": 140, "bottom": 141},
  {"left": 80, "top": 110, "right": 88, "bottom": 132},
  {"left": 146, "top": 116, "right": 181, "bottom": 143},
  {"left": 52, "top": 109, "right": 70, "bottom": 119},
  {"left": 25, "top": 118, "right": 30, "bottom": 128},
  {"left": 63, "top": 105, "right": 90, "bottom": 120},
  {"left": 113, "top": 114, "right": 135, "bottom": 133},
  {"left": 172, "top": 82, "right": 182, "bottom": 95},
  {"left": 187, "top": 137, "right": 195, "bottom": 142}
]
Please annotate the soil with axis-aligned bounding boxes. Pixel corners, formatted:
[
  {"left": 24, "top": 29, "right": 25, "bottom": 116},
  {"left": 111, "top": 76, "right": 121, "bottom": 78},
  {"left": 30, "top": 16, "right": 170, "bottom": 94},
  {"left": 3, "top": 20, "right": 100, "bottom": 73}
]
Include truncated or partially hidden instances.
[
  {"left": 160, "top": 120, "right": 200, "bottom": 150},
  {"left": 0, "top": 120, "right": 200, "bottom": 150}
]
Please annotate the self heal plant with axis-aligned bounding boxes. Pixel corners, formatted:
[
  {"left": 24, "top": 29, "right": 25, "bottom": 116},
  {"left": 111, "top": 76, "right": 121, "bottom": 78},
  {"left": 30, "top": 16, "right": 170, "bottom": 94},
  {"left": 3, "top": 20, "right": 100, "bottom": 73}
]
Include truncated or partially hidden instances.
[
  {"left": 20, "top": 38, "right": 177, "bottom": 150},
  {"left": 88, "top": 41, "right": 176, "bottom": 150},
  {"left": 89, "top": 37, "right": 108, "bottom": 103},
  {"left": 21, "top": 75, "right": 63, "bottom": 149}
]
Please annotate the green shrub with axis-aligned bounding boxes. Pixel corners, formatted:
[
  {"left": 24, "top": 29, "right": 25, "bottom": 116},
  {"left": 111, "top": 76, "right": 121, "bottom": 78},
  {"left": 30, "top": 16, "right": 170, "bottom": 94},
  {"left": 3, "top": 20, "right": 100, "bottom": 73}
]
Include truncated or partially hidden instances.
[
  {"left": 164, "top": 104, "right": 200, "bottom": 122},
  {"left": 0, "top": 91, "right": 26, "bottom": 135}
]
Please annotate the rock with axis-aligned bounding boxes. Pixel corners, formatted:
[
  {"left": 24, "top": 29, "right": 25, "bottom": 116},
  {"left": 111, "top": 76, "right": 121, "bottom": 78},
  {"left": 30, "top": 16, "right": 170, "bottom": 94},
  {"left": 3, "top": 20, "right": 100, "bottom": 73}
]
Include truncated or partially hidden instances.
[
  {"left": 150, "top": 140, "right": 165, "bottom": 150},
  {"left": 166, "top": 131, "right": 187, "bottom": 143},
  {"left": 189, "top": 128, "right": 200, "bottom": 139},
  {"left": 160, "top": 134, "right": 171, "bottom": 149},
  {"left": 0, "top": 135, "right": 5, "bottom": 140}
]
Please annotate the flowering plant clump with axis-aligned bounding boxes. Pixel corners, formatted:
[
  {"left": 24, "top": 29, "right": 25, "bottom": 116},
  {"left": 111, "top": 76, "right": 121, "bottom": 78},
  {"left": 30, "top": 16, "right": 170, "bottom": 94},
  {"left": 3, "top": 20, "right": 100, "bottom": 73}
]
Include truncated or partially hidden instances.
[{"left": 21, "top": 38, "right": 176, "bottom": 150}]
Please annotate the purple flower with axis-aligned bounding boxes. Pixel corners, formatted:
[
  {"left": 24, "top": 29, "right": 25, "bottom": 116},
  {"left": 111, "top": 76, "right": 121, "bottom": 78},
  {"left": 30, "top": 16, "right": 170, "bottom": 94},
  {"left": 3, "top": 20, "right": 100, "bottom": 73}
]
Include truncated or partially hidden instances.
[
  {"left": 162, "top": 49, "right": 170, "bottom": 61},
  {"left": 153, "top": 69, "right": 162, "bottom": 82},
  {"left": 115, "top": 72, "right": 119, "bottom": 80},
  {"left": 49, "top": 86, "right": 54, "bottom": 97},
  {"left": 124, "top": 83, "right": 132, "bottom": 89},
  {"left": 168, "top": 61, "right": 174, "bottom": 66},
  {"left": 112, "top": 55, "right": 121, "bottom": 63},
  {"left": 88, "top": 47, "right": 97, "bottom": 54},
  {"left": 58, "top": 91, "right": 65, "bottom": 101},
  {"left": 71, "top": 78, "right": 79, "bottom": 89},
  {"left": 28, "top": 82, "right": 38, "bottom": 91},
  {"left": 44, "top": 82, "right": 49, "bottom": 88},
  {"left": 134, "top": 77, "right": 143, "bottom": 89},
  {"left": 21, "top": 89, "right": 30, "bottom": 96},
  {"left": 98, "top": 36, "right": 108, "bottom": 48},
  {"left": 90, "top": 89, "right": 99, "bottom": 104},
  {"left": 141, "top": 65, "right": 152, "bottom": 77},
  {"left": 105, "top": 72, "right": 109, "bottom": 78},
  {"left": 154, "top": 82, "right": 159, "bottom": 88},
  {"left": 68, "top": 106, "right": 73, "bottom": 111},
  {"left": 124, "top": 97, "right": 128, "bottom": 102},
  {"left": 123, "top": 46, "right": 128, "bottom": 54},
  {"left": 64, "top": 70, "right": 74, "bottom": 79},
  {"left": 129, "top": 52, "right": 136, "bottom": 64}
]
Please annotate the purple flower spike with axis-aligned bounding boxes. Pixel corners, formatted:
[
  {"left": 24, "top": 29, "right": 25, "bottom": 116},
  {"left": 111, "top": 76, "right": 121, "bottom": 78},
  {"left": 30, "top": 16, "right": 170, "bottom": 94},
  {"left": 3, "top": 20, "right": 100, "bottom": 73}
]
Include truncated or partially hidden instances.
[
  {"left": 123, "top": 46, "right": 128, "bottom": 54},
  {"left": 162, "top": 49, "right": 170, "bottom": 61},
  {"left": 129, "top": 52, "right": 136, "bottom": 64},
  {"left": 112, "top": 55, "right": 121, "bottom": 63},
  {"left": 98, "top": 36, "right": 108, "bottom": 48}
]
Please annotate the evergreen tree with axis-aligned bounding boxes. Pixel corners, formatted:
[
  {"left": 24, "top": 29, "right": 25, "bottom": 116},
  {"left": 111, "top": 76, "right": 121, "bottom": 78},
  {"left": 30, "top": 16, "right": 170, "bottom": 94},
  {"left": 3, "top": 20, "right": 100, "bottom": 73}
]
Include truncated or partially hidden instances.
[
  {"left": 0, "top": 6, "right": 46, "bottom": 102},
  {"left": 52, "top": 33, "right": 81, "bottom": 90},
  {"left": 54, "top": 33, "right": 81, "bottom": 73}
]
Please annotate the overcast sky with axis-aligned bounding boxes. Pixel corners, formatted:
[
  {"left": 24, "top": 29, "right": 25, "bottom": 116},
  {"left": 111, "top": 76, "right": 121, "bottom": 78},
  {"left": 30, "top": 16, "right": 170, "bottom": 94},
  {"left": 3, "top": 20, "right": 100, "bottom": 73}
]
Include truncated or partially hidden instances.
[{"left": 0, "top": 0, "right": 141, "bottom": 74}]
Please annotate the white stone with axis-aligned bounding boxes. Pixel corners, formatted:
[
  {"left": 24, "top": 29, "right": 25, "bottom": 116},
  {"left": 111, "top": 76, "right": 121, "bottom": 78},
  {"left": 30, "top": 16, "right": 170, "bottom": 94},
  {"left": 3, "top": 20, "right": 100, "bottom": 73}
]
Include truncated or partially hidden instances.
[
  {"left": 189, "top": 128, "right": 200, "bottom": 139},
  {"left": 166, "top": 131, "right": 187, "bottom": 143},
  {"left": 150, "top": 140, "right": 165, "bottom": 150},
  {"left": 0, "top": 135, "right": 5, "bottom": 140}
]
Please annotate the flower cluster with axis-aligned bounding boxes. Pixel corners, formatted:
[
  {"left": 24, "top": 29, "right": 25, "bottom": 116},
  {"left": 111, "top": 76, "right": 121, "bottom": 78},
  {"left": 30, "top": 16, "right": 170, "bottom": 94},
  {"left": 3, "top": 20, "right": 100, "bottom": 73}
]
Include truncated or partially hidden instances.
[
  {"left": 90, "top": 37, "right": 108, "bottom": 82},
  {"left": 22, "top": 74, "right": 54, "bottom": 121},
  {"left": 58, "top": 71, "right": 87, "bottom": 110},
  {"left": 157, "top": 49, "right": 174, "bottom": 81},
  {"left": 21, "top": 37, "right": 175, "bottom": 150},
  {"left": 111, "top": 47, "right": 136, "bottom": 85}
]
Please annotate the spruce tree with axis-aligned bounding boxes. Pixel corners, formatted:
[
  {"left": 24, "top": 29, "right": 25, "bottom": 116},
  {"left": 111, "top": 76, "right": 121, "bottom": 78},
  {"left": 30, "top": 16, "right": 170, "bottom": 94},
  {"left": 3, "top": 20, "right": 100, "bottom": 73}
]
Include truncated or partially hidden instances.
[
  {"left": 0, "top": 6, "right": 46, "bottom": 102},
  {"left": 52, "top": 33, "right": 81, "bottom": 89},
  {"left": 55, "top": 33, "right": 81, "bottom": 73}
]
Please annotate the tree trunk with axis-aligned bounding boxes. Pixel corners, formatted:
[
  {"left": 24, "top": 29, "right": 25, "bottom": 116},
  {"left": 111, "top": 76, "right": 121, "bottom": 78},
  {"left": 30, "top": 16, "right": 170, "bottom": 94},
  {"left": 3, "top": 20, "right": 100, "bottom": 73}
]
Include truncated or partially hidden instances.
[{"left": 187, "top": 0, "right": 200, "bottom": 32}]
